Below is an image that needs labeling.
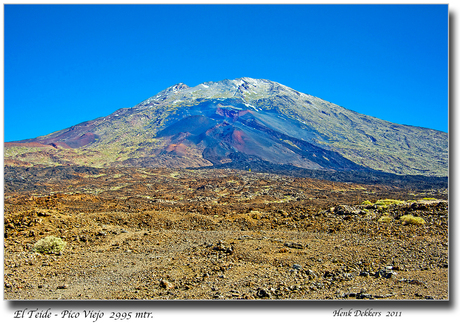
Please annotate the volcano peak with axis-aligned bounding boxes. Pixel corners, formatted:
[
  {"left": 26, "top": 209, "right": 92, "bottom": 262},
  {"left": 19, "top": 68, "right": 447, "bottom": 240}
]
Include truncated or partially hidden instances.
[{"left": 5, "top": 77, "right": 448, "bottom": 177}]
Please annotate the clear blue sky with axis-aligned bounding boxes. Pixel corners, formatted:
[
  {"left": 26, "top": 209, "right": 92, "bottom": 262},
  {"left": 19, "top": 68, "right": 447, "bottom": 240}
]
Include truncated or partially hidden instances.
[{"left": 4, "top": 4, "right": 448, "bottom": 142}]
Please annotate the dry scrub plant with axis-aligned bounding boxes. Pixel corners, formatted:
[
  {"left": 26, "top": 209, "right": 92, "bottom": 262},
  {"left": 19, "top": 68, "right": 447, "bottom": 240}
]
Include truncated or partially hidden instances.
[
  {"left": 33, "top": 236, "right": 66, "bottom": 254},
  {"left": 378, "top": 215, "right": 393, "bottom": 223},
  {"left": 400, "top": 214, "right": 426, "bottom": 225}
]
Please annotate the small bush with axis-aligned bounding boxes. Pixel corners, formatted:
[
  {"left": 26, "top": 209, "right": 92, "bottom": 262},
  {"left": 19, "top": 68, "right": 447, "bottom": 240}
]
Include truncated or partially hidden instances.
[
  {"left": 378, "top": 215, "right": 393, "bottom": 223},
  {"left": 375, "top": 199, "right": 405, "bottom": 206},
  {"left": 33, "top": 236, "right": 66, "bottom": 254},
  {"left": 400, "top": 214, "right": 426, "bottom": 225},
  {"left": 362, "top": 200, "right": 373, "bottom": 205}
]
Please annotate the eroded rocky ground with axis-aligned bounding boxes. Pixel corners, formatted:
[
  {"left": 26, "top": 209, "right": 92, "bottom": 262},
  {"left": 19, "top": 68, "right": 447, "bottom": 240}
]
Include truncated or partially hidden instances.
[{"left": 3, "top": 167, "right": 448, "bottom": 300}]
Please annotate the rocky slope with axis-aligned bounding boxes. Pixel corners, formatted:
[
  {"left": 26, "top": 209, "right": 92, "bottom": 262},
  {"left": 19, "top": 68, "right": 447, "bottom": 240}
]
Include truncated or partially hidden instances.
[{"left": 5, "top": 77, "right": 448, "bottom": 176}]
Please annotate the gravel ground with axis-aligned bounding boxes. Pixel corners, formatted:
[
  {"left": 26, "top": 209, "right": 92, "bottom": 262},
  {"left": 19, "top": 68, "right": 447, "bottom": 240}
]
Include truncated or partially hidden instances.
[{"left": 4, "top": 167, "right": 448, "bottom": 300}]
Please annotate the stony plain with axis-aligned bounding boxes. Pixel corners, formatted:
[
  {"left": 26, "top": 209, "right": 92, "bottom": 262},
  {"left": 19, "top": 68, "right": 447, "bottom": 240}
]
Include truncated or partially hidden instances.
[{"left": 4, "top": 166, "right": 448, "bottom": 300}]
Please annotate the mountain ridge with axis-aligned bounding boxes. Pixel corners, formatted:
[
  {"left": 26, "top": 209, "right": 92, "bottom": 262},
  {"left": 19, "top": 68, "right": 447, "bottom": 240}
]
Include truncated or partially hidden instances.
[{"left": 5, "top": 77, "right": 448, "bottom": 177}]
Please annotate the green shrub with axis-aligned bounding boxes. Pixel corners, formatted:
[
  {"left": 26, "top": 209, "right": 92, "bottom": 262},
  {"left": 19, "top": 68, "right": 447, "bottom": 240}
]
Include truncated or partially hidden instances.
[
  {"left": 362, "top": 200, "right": 373, "bottom": 205},
  {"left": 374, "top": 199, "right": 405, "bottom": 206},
  {"left": 33, "top": 236, "right": 66, "bottom": 254},
  {"left": 378, "top": 216, "right": 393, "bottom": 223},
  {"left": 400, "top": 214, "right": 425, "bottom": 225}
]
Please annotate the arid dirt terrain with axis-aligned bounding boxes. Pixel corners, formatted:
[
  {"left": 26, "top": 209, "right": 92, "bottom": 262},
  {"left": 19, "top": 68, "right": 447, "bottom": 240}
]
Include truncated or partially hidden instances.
[{"left": 3, "top": 166, "right": 448, "bottom": 300}]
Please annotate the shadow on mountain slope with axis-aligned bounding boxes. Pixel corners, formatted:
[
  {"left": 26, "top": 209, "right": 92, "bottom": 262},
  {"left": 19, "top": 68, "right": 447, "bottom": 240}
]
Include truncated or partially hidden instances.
[{"left": 196, "top": 154, "right": 448, "bottom": 190}]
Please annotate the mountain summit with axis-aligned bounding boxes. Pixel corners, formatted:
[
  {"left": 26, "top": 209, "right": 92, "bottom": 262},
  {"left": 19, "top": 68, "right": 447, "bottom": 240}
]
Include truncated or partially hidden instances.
[{"left": 5, "top": 77, "right": 448, "bottom": 176}]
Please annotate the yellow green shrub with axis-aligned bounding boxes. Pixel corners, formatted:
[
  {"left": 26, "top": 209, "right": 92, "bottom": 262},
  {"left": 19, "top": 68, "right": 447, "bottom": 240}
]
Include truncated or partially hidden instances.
[
  {"left": 378, "top": 216, "right": 393, "bottom": 223},
  {"left": 400, "top": 214, "right": 425, "bottom": 225},
  {"left": 374, "top": 199, "right": 405, "bottom": 206},
  {"left": 33, "top": 236, "right": 66, "bottom": 254}
]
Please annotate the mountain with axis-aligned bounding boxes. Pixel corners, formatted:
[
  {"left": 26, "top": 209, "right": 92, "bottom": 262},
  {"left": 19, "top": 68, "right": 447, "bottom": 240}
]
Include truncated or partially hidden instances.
[{"left": 5, "top": 77, "right": 448, "bottom": 177}]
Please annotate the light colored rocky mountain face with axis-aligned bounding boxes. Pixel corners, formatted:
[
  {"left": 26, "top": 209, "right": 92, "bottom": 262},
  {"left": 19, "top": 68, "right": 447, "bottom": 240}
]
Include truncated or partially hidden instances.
[{"left": 5, "top": 77, "right": 448, "bottom": 176}]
